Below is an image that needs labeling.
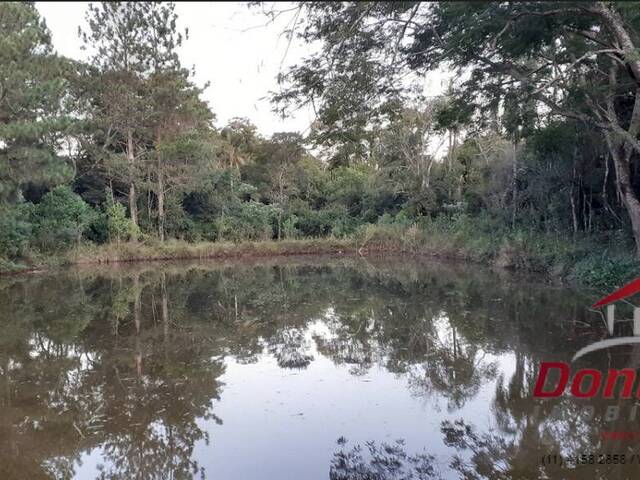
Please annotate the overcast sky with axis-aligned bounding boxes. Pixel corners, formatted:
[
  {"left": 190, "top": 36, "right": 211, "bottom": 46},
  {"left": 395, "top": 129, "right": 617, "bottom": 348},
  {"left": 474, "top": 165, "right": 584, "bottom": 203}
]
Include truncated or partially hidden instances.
[
  {"left": 36, "top": 1, "right": 316, "bottom": 136},
  {"left": 36, "top": 2, "right": 448, "bottom": 149}
]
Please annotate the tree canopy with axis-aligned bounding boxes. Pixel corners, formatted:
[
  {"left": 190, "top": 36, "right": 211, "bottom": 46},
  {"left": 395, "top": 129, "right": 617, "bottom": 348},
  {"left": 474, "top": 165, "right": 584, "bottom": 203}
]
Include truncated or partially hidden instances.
[{"left": 0, "top": 2, "right": 72, "bottom": 201}]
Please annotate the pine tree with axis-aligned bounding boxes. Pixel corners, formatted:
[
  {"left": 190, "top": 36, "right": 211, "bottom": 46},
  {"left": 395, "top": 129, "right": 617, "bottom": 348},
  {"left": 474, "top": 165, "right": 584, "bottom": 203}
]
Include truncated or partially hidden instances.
[
  {"left": 0, "top": 3, "right": 71, "bottom": 201},
  {"left": 79, "top": 2, "right": 152, "bottom": 227},
  {"left": 81, "top": 2, "right": 214, "bottom": 239},
  {"left": 142, "top": 2, "right": 214, "bottom": 241}
]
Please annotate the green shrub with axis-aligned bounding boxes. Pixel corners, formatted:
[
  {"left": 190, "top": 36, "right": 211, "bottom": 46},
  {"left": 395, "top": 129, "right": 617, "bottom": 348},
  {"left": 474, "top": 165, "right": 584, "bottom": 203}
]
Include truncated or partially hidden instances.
[
  {"left": 330, "top": 213, "right": 361, "bottom": 237},
  {"left": 325, "top": 166, "right": 370, "bottom": 216},
  {"left": 33, "top": 186, "right": 96, "bottom": 251},
  {"left": 293, "top": 208, "right": 335, "bottom": 237},
  {"left": 282, "top": 214, "right": 300, "bottom": 239},
  {"left": 162, "top": 196, "right": 197, "bottom": 241},
  {"left": 217, "top": 201, "right": 277, "bottom": 242},
  {"left": 106, "top": 200, "right": 140, "bottom": 243},
  {"left": 191, "top": 220, "right": 219, "bottom": 242},
  {"left": 0, "top": 203, "right": 34, "bottom": 258},
  {"left": 570, "top": 253, "right": 639, "bottom": 290}
]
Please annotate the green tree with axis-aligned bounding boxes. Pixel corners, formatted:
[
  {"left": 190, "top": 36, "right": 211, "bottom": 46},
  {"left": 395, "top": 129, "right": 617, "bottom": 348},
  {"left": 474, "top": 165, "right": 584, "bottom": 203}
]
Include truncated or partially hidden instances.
[
  {"left": 105, "top": 197, "right": 138, "bottom": 244},
  {"left": 374, "top": 106, "right": 439, "bottom": 195},
  {"left": 148, "top": 75, "right": 214, "bottom": 241},
  {"left": 80, "top": 2, "right": 215, "bottom": 242},
  {"left": 266, "top": 1, "right": 640, "bottom": 252},
  {"left": 33, "top": 186, "right": 95, "bottom": 250},
  {"left": 219, "top": 118, "right": 260, "bottom": 171},
  {"left": 142, "top": 2, "right": 215, "bottom": 241},
  {"left": 0, "top": 3, "right": 72, "bottom": 202},
  {"left": 79, "top": 2, "right": 154, "bottom": 228}
]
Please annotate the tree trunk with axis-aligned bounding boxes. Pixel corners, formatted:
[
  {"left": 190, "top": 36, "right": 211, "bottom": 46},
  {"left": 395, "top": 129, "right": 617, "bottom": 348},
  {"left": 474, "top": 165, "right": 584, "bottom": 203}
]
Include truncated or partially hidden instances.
[
  {"left": 278, "top": 213, "right": 282, "bottom": 240},
  {"left": 128, "top": 183, "right": 138, "bottom": 226},
  {"left": 511, "top": 140, "right": 518, "bottom": 229},
  {"left": 161, "top": 272, "right": 169, "bottom": 342},
  {"left": 422, "top": 155, "right": 434, "bottom": 190},
  {"left": 570, "top": 146, "right": 578, "bottom": 235},
  {"left": 606, "top": 133, "right": 640, "bottom": 253},
  {"left": 596, "top": 55, "right": 640, "bottom": 253},
  {"left": 594, "top": 3, "right": 640, "bottom": 83},
  {"left": 133, "top": 273, "right": 142, "bottom": 377},
  {"left": 127, "top": 128, "right": 138, "bottom": 227},
  {"left": 156, "top": 126, "right": 166, "bottom": 242},
  {"left": 570, "top": 191, "right": 578, "bottom": 236},
  {"left": 157, "top": 168, "right": 165, "bottom": 242},
  {"left": 617, "top": 163, "right": 640, "bottom": 254}
]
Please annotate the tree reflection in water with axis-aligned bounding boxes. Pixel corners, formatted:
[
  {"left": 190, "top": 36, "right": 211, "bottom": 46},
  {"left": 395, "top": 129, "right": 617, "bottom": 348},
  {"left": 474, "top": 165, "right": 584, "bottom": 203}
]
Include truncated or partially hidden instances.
[
  {"left": 330, "top": 437, "right": 439, "bottom": 480},
  {"left": 0, "top": 256, "right": 622, "bottom": 479}
]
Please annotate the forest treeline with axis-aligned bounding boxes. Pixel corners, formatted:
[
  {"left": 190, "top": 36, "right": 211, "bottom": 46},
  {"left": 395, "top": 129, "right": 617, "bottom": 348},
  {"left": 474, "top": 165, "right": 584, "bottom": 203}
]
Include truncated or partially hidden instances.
[{"left": 1, "top": 2, "right": 640, "bottom": 285}]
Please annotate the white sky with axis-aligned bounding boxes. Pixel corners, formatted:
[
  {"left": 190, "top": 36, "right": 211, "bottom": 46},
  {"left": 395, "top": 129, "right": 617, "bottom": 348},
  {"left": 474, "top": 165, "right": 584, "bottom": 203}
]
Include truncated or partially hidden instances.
[
  {"left": 36, "top": 1, "right": 449, "bottom": 152},
  {"left": 36, "top": 1, "right": 316, "bottom": 136}
]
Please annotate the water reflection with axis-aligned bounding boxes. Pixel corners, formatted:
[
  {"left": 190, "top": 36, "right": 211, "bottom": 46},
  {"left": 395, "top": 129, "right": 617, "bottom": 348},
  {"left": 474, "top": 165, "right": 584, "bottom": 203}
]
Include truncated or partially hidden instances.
[
  {"left": 330, "top": 437, "right": 439, "bottom": 480},
  {"left": 0, "top": 256, "right": 631, "bottom": 479}
]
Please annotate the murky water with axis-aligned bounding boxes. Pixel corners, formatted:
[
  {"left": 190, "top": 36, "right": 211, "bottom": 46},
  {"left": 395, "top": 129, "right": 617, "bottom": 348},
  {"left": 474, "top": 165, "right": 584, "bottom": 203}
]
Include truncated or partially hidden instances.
[{"left": 1, "top": 256, "right": 638, "bottom": 479}]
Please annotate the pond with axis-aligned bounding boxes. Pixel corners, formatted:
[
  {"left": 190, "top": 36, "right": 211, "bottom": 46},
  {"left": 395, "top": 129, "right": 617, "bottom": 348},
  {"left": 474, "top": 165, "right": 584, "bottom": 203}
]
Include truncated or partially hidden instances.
[{"left": 0, "top": 255, "right": 636, "bottom": 479}]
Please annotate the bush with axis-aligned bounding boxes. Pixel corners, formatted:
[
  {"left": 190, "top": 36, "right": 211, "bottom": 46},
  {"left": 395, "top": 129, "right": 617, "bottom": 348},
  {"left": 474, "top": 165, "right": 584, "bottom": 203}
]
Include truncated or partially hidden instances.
[
  {"left": 163, "top": 196, "right": 196, "bottom": 241},
  {"left": 106, "top": 200, "right": 140, "bottom": 243},
  {"left": 217, "top": 201, "right": 277, "bottom": 242},
  {"left": 570, "top": 253, "right": 639, "bottom": 290},
  {"left": 282, "top": 214, "right": 300, "bottom": 239},
  {"left": 0, "top": 203, "right": 34, "bottom": 258},
  {"left": 330, "top": 213, "right": 361, "bottom": 237},
  {"left": 325, "top": 166, "right": 370, "bottom": 216},
  {"left": 291, "top": 207, "right": 333, "bottom": 237},
  {"left": 190, "top": 220, "right": 219, "bottom": 242},
  {"left": 32, "top": 186, "right": 96, "bottom": 251}
]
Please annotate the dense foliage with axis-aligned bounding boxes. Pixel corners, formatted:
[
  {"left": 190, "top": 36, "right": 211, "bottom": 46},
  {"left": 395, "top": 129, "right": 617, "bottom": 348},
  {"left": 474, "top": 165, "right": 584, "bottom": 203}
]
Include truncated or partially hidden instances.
[{"left": 1, "top": 2, "right": 639, "bottom": 285}]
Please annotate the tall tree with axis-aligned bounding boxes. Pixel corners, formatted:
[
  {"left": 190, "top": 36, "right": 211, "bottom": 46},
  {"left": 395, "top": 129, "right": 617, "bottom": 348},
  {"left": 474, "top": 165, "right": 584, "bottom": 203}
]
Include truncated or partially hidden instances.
[
  {"left": 149, "top": 71, "right": 214, "bottom": 240},
  {"left": 374, "top": 106, "right": 439, "bottom": 192},
  {"left": 0, "top": 3, "right": 71, "bottom": 201},
  {"left": 79, "top": 2, "right": 152, "bottom": 227},
  {"left": 219, "top": 118, "right": 260, "bottom": 171},
  {"left": 262, "top": 132, "right": 305, "bottom": 238},
  {"left": 412, "top": 2, "right": 640, "bottom": 251},
  {"left": 265, "top": 1, "right": 640, "bottom": 253},
  {"left": 143, "top": 2, "right": 214, "bottom": 241}
]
